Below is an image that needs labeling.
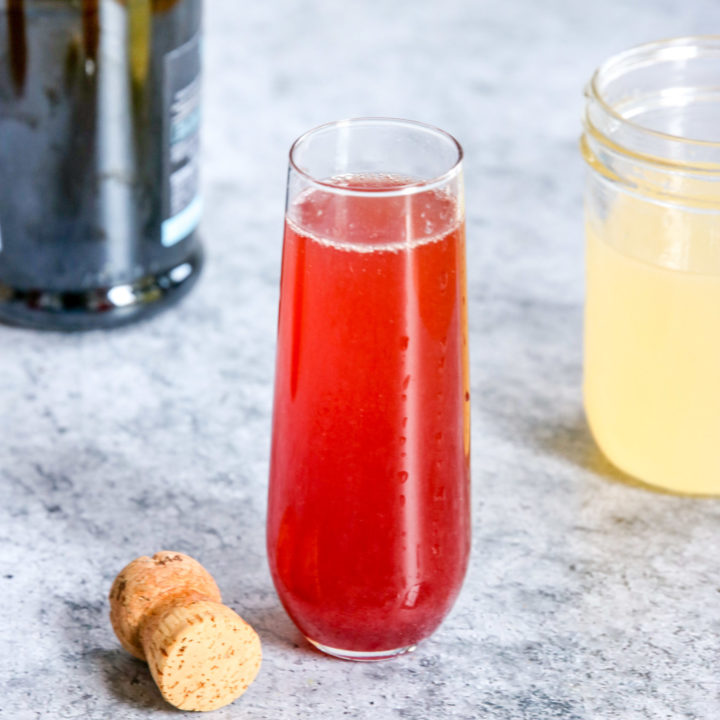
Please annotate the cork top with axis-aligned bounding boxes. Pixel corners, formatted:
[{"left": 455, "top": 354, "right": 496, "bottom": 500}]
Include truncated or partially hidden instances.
[{"left": 109, "top": 551, "right": 222, "bottom": 660}]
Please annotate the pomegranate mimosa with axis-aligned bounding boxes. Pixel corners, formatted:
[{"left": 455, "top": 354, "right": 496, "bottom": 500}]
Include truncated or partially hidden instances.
[{"left": 268, "top": 119, "right": 470, "bottom": 660}]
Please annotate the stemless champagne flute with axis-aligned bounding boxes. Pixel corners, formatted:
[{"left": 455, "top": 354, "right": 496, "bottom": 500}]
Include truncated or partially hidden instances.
[{"left": 267, "top": 118, "right": 470, "bottom": 661}]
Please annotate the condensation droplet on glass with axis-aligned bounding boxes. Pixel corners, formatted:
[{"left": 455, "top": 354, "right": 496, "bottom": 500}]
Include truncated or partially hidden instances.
[
  {"left": 403, "top": 583, "right": 421, "bottom": 608},
  {"left": 400, "top": 336, "right": 409, "bottom": 351},
  {"left": 398, "top": 471, "right": 409, "bottom": 484},
  {"left": 402, "top": 417, "right": 408, "bottom": 428},
  {"left": 402, "top": 375, "right": 411, "bottom": 390},
  {"left": 399, "top": 436, "right": 406, "bottom": 445},
  {"left": 438, "top": 356, "right": 445, "bottom": 370},
  {"left": 399, "top": 494, "right": 406, "bottom": 508}
]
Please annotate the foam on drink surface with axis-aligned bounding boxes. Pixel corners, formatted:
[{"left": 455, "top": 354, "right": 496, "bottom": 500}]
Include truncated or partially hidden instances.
[{"left": 287, "top": 173, "right": 462, "bottom": 254}]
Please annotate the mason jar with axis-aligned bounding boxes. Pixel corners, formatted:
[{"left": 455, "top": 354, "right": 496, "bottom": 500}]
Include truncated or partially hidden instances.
[
  {"left": 582, "top": 36, "right": 720, "bottom": 495},
  {"left": 0, "top": 0, "right": 203, "bottom": 329}
]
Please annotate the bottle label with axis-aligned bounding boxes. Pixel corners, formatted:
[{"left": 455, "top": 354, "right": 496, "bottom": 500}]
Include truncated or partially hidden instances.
[{"left": 162, "top": 32, "right": 202, "bottom": 248}]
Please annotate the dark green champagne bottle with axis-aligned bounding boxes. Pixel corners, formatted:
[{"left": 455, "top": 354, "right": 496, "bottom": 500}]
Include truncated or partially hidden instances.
[{"left": 0, "top": 0, "right": 203, "bottom": 329}]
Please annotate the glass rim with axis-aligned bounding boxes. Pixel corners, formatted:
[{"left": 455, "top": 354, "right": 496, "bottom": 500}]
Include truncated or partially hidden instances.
[
  {"left": 588, "top": 34, "right": 720, "bottom": 150},
  {"left": 288, "top": 117, "right": 464, "bottom": 198}
]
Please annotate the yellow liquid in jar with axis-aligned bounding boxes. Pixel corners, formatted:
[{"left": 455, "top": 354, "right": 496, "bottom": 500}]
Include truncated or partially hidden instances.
[{"left": 584, "top": 196, "right": 720, "bottom": 494}]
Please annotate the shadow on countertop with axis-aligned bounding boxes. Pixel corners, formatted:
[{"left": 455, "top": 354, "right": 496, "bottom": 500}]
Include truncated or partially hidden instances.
[
  {"left": 526, "top": 407, "right": 716, "bottom": 499},
  {"left": 530, "top": 408, "right": 644, "bottom": 487},
  {"left": 235, "top": 603, "right": 320, "bottom": 660},
  {"left": 91, "top": 648, "right": 170, "bottom": 713},
  {"left": 58, "top": 593, "right": 170, "bottom": 713}
]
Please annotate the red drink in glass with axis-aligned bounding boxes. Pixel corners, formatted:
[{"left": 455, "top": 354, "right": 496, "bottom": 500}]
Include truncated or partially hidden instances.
[{"left": 268, "top": 120, "right": 470, "bottom": 660}]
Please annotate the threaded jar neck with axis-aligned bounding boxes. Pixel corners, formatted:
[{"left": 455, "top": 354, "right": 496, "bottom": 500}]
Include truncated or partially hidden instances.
[{"left": 582, "top": 36, "right": 720, "bottom": 208}]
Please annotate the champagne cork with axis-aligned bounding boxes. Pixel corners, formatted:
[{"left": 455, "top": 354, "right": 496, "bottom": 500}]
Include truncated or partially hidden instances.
[{"left": 109, "top": 551, "right": 261, "bottom": 712}]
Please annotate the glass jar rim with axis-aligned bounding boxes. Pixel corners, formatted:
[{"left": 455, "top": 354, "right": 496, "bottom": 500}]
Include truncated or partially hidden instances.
[
  {"left": 588, "top": 34, "right": 720, "bottom": 152},
  {"left": 288, "top": 117, "right": 464, "bottom": 198}
]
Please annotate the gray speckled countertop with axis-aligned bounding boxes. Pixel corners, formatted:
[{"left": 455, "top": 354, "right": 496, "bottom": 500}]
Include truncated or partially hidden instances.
[{"left": 3, "top": 1, "right": 720, "bottom": 718}]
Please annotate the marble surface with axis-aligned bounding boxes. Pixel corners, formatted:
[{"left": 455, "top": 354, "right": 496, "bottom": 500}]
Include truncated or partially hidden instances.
[{"left": 3, "top": 1, "right": 720, "bottom": 718}]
